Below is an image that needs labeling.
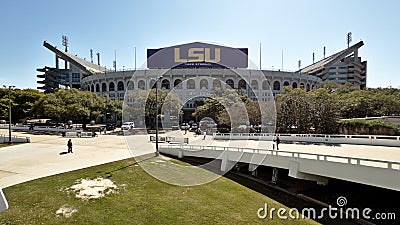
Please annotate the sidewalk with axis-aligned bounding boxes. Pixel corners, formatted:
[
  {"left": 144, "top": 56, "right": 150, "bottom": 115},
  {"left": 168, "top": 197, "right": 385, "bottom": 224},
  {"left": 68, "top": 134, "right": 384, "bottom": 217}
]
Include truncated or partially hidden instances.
[{"left": 0, "top": 132, "right": 143, "bottom": 188}]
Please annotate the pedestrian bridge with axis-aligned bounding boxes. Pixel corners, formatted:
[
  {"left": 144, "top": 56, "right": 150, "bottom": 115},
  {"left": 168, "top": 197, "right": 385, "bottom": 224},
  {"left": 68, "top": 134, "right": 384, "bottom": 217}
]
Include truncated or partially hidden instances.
[
  {"left": 159, "top": 144, "right": 400, "bottom": 192},
  {"left": 214, "top": 133, "right": 400, "bottom": 147}
]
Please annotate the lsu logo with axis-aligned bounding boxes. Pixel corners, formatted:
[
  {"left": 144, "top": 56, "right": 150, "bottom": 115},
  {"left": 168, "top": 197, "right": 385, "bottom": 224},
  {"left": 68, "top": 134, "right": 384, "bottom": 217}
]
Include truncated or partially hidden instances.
[{"left": 174, "top": 47, "right": 221, "bottom": 63}]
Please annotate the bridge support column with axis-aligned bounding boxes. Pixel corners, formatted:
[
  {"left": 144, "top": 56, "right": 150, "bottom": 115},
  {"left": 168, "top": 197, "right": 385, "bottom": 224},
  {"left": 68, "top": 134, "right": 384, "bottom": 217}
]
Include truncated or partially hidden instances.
[
  {"left": 178, "top": 149, "right": 183, "bottom": 159},
  {"left": 271, "top": 168, "right": 279, "bottom": 184},
  {"left": 248, "top": 164, "right": 258, "bottom": 176},
  {"left": 220, "top": 151, "right": 235, "bottom": 172}
]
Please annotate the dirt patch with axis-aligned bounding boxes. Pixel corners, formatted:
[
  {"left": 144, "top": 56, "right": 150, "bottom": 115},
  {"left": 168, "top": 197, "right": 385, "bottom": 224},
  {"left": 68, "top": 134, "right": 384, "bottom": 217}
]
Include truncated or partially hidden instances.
[
  {"left": 67, "top": 177, "right": 118, "bottom": 200},
  {"left": 56, "top": 204, "right": 77, "bottom": 218}
]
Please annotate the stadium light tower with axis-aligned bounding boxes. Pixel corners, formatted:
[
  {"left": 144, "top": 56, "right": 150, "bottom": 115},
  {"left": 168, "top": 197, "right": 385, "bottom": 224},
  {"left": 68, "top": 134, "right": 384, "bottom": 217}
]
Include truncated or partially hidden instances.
[
  {"left": 347, "top": 32, "right": 352, "bottom": 48},
  {"left": 3, "top": 85, "right": 15, "bottom": 144}
]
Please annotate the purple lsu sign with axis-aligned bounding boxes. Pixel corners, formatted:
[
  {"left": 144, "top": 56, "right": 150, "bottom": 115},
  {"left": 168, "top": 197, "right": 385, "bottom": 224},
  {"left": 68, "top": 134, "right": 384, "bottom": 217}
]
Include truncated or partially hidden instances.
[{"left": 147, "top": 42, "right": 248, "bottom": 69}]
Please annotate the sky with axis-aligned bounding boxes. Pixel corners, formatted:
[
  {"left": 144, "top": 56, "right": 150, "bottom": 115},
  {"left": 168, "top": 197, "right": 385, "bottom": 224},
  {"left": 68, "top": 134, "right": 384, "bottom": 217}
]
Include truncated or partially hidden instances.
[{"left": 0, "top": 0, "right": 399, "bottom": 89}]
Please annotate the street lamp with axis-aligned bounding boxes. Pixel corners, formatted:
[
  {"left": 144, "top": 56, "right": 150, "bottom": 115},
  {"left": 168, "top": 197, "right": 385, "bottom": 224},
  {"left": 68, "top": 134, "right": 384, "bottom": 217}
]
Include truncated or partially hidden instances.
[
  {"left": 3, "top": 85, "right": 15, "bottom": 144},
  {"left": 151, "top": 76, "right": 163, "bottom": 157}
]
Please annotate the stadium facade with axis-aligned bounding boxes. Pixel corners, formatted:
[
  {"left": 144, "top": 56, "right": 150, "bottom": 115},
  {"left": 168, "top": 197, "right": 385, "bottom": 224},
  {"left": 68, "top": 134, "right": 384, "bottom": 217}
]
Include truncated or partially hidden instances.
[{"left": 37, "top": 40, "right": 366, "bottom": 99}]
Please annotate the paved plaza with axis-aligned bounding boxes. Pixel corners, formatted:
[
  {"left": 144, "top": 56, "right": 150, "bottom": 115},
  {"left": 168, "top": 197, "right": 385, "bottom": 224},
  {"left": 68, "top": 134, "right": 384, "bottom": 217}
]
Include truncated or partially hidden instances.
[{"left": 0, "top": 131, "right": 134, "bottom": 188}]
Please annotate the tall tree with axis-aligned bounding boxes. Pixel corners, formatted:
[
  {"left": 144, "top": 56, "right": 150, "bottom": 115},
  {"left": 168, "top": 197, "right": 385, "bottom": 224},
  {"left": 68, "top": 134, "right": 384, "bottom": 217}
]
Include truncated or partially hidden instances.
[{"left": 123, "top": 89, "right": 183, "bottom": 128}]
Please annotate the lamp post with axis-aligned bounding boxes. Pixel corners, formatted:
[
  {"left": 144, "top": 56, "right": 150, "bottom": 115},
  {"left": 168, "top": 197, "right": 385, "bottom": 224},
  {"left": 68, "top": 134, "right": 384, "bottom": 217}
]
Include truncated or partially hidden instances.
[
  {"left": 3, "top": 85, "right": 15, "bottom": 144},
  {"left": 155, "top": 79, "right": 159, "bottom": 157},
  {"left": 151, "top": 76, "right": 163, "bottom": 157}
]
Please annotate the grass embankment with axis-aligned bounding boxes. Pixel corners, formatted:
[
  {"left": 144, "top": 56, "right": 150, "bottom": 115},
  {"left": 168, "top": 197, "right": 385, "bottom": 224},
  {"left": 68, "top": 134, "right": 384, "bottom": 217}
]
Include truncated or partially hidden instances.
[
  {"left": 0, "top": 158, "right": 319, "bottom": 225},
  {"left": 0, "top": 143, "right": 22, "bottom": 148}
]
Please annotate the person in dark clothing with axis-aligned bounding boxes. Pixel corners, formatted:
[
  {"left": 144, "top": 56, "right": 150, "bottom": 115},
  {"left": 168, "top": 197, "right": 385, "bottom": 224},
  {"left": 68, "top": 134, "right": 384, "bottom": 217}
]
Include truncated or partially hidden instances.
[
  {"left": 275, "top": 136, "right": 280, "bottom": 150},
  {"left": 67, "top": 139, "right": 73, "bottom": 153}
]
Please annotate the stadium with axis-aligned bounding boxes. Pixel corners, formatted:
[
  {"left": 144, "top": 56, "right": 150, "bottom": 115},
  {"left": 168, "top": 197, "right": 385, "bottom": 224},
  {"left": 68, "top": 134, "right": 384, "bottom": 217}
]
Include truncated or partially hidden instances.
[{"left": 37, "top": 40, "right": 366, "bottom": 123}]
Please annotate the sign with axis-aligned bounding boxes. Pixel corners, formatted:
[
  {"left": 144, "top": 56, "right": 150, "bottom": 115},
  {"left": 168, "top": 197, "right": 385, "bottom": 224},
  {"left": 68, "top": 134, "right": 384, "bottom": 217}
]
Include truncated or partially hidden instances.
[
  {"left": 0, "top": 187, "right": 9, "bottom": 213},
  {"left": 147, "top": 42, "right": 248, "bottom": 69}
]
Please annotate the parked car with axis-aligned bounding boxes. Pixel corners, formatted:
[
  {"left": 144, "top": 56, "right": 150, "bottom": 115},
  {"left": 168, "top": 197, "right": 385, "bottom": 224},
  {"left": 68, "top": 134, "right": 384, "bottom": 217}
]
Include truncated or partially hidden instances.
[
  {"left": 180, "top": 123, "right": 188, "bottom": 130},
  {"left": 121, "top": 122, "right": 135, "bottom": 130},
  {"left": 190, "top": 123, "right": 198, "bottom": 131}
]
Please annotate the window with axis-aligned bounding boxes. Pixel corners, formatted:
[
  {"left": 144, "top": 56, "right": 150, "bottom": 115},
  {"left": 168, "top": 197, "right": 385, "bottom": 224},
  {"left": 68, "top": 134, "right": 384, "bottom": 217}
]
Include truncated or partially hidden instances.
[
  {"left": 72, "top": 73, "right": 80, "bottom": 83},
  {"left": 187, "top": 79, "right": 195, "bottom": 89},
  {"left": 251, "top": 80, "right": 258, "bottom": 90},
  {"left": 138, "top": 80, "right": 145, "bottom": 90},
  {"left": 292, "top": 82, "right": 298, "bottom": 89},
  {"left": 59, "top": 72, "right": 69, "bottom": 84},
  {"left": 161, "top": 79, "right": 170, "bottom": 89},
  {"left": 200, "top": 79, "right": 208, "bottom": 89},
  {"left": 117, "top": 81, "right": 124, "bottom": 91},
  {"left": 273, "top": 81, "right": 280, "bottom": 91},
  {"left": 283, "top": 81, "right": 290, "bottom": 87},
  {"left": 127, "top": 81, "right": 134, "bottom": 90},
  {"left": 109, "top": 82, "right": 115, "bottom": 91},
  {"left": 174, "top": 79, "right": 182, "bottom": 89},
  {"left": 262, "top": 80, "right": 270, "bottom": 90},
  {"left": 213, "top": 79, "right": 221, "bottom": 89},
  {"left": 238, "top": 79, "right": 246, "bottom": 90},
  {"left": 96, "top": 84, "right": 100, "bottom": 92},
  {"left": 226, "top": 79, "right": 234, "bottom": 88},
  {"left": 102, "top": 83, "right": 107, "bottom": 92}
]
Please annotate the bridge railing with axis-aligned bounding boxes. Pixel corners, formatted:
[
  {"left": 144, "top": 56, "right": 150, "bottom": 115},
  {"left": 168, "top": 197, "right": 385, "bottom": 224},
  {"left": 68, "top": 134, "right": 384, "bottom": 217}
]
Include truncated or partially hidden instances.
[
  {"left": 0, "top": 134, "right": 31, "bottom": 143},
  {"left": 213, "top": 133, "right": 400, "bottom": 147},
  {"left": 4, "top": 125, "right": 84, "bottom": 133},
  {"left": 159, "top": 144, "right": 400, "bottom": 171}
]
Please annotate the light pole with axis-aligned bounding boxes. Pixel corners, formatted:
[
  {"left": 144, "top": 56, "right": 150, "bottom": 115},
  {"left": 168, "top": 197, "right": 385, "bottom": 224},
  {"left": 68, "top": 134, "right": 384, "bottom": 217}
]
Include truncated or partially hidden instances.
[
  {"left": 151, "top": 76, "right": 163, "bottom": 157},
  {"left": 3, "top": 85, "right": 15, "bottom": 144},
  {"left": 155, "top": 78, "right": 159, "bottom": 156}
]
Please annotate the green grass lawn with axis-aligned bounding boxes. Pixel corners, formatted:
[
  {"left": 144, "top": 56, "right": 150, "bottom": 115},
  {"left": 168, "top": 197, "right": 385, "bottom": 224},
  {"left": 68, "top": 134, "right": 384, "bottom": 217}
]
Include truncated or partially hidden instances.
[
  {"left": 0, "top": 143, "right": 23, "bottom": 148},
  {"left": 0, "top": 158, "right": 320, "bottom": 224}
]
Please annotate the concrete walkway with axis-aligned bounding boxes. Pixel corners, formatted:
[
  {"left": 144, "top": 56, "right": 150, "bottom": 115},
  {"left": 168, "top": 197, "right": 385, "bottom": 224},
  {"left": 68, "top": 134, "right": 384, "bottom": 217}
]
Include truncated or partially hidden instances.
[{"left": 0, "top": 131, "right": 154, "bottom": 188}]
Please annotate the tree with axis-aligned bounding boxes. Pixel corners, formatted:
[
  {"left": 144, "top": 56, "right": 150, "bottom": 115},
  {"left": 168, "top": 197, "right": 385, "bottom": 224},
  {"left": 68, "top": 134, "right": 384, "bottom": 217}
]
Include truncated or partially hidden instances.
[
  {"left": 33, "top": 89, "right": 121, "bottom": 123},
  {"left": 276, "top": 88, "right": 314, "bottom": 133},
  {"left": 308, "top": 88, "right": 340, "bottom": 133},
  {"left": 123, "top": 89, "right": 183, "bottom": 128},
  {"left": 0, "top": 88, "right": 44, "bottom": 123},
  {"left": 276, "top": 87, "right": 341, "bottom": 134}
]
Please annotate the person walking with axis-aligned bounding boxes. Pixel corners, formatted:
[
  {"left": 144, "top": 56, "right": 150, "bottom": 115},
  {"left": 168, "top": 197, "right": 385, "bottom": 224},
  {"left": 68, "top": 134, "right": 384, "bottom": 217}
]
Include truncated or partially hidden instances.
[
  {"left": 67, "top": 139, "right": 73, "bottom": 153},
  {"left": 275, "top": 136, "right": 280, "bottom": 150}
]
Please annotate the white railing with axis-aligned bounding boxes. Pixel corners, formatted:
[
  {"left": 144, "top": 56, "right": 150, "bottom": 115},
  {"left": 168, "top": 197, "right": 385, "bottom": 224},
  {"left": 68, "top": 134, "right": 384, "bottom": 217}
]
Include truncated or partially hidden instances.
[
  {"left": 8, "top": 125, "right": 83, "bottom": 133},
  {"left": 159, "top": 144, "right": 400, "bottom": 171},
  {"left": 213, "top": 133, "right": 400, "bottom": 147},
  {"left": 0, "top": 134, "right": 31, "bottom": 143}
]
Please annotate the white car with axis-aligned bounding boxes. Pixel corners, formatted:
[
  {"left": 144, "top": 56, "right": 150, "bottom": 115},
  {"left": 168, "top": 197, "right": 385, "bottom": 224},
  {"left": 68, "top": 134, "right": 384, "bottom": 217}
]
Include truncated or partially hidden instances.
[{"left": 121, "top": 122, "right": 135, "bottom": 130}]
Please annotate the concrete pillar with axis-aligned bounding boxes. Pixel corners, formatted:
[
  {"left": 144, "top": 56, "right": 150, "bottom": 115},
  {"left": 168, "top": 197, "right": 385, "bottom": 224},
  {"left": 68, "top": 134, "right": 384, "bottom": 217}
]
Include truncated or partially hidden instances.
[
  {"left": 178, "top": 149, "right": 183, "bottom": 159},
  {"left": 220, "top": 151, "right": 235, "bottom": 172},
  {"left": 248, "top": 164, "right": 258, "bottom": 176},
  {"left": 271, "top": 167, "right": 279, "bottom": 184}
]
